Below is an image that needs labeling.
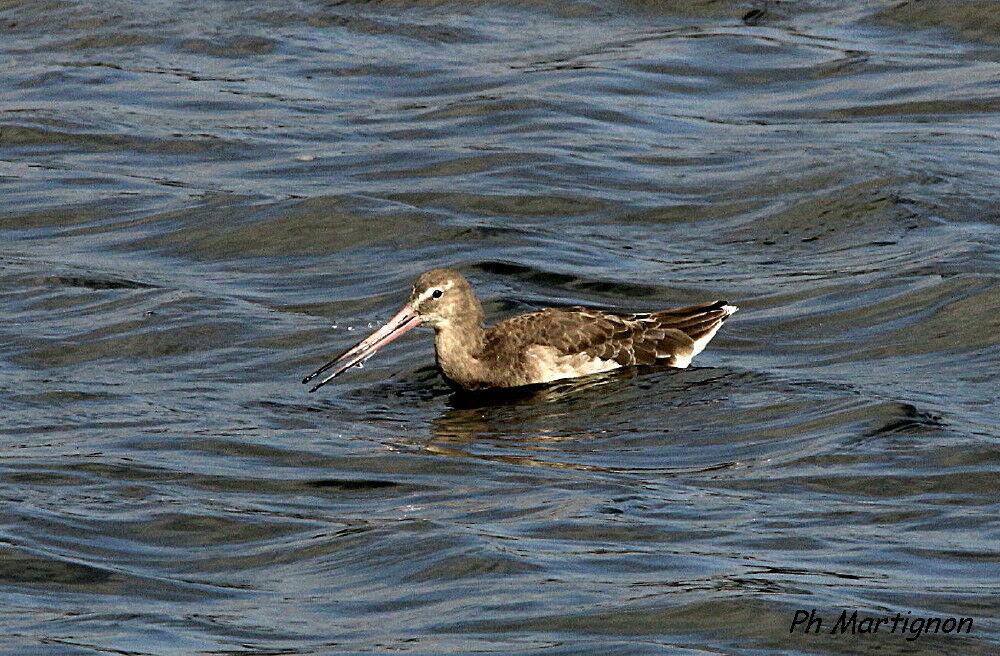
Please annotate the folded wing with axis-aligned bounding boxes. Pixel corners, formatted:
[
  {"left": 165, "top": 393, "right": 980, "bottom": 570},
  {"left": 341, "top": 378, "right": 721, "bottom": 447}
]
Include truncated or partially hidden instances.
[{"left": 486, "top": 301, "right": 736, "bottom": 370}]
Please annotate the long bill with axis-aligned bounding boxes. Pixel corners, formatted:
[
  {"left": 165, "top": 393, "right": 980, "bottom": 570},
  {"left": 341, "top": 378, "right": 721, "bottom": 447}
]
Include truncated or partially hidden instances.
[{"left": 303, "top": 303, "right": 422, "bottom": 393}]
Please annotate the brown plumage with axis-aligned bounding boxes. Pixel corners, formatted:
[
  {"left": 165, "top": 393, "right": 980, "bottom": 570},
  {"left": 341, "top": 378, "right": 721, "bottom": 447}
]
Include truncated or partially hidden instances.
[{"left": 303, "top": 268, "right": 737, "bottom": 392}]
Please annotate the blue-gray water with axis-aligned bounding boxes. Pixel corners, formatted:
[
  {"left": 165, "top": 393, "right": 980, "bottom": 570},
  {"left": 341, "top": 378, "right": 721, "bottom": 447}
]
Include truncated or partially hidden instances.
[{"left": 1, "top": 0, "right": 998, "bottom": 654}]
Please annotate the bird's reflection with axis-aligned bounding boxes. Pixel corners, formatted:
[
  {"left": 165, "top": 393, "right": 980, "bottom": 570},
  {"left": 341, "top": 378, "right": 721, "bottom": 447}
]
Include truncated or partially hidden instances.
[{"left": 395, "top": 366, "right": 744, "bottom": 477}]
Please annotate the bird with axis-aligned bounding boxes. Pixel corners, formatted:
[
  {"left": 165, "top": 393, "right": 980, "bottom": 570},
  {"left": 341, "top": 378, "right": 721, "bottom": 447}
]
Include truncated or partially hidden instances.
[{"left": 303, "top": 268, "right": 737, "bottom": 392}]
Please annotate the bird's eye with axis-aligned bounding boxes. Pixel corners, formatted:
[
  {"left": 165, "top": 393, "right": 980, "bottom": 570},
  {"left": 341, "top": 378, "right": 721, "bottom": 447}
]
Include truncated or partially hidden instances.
[{"left": 431, "top": 289, "right": 443, "bottom": 299}]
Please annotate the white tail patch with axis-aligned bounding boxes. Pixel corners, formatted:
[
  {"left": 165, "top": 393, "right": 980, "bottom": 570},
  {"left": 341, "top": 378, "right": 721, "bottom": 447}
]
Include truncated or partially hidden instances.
[{"left": 678, "top": 304, "right": 738, "bottom": 368}]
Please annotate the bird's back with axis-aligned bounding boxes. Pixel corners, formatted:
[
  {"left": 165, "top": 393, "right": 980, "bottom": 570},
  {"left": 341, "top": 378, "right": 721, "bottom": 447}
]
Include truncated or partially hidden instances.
[{"left": 480, "top": 300, "right": 736, "bottom": 385}]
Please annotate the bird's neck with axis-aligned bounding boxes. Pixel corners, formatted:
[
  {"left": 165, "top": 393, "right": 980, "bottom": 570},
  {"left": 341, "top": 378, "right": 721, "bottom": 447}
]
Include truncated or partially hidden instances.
[{"left": 433, "top": 316, "right": 488, "bottom": 387}]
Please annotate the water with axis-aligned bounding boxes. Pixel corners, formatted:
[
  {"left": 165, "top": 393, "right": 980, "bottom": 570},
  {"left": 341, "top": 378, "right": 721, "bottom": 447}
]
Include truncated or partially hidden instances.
[{"left": 1, "top": 0, "right": 998, "bottom": 654}]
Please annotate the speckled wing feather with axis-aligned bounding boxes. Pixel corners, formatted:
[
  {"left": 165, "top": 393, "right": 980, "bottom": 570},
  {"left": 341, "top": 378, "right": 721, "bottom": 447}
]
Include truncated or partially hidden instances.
[{"left": 485, "top": 301, "right": 734, "bottom": 368}]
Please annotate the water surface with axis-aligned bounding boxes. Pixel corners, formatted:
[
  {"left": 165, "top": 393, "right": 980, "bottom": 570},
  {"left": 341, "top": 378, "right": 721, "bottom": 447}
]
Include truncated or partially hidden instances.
[{"left": 1, "top": 0, "right": 998, "bottom": 654}]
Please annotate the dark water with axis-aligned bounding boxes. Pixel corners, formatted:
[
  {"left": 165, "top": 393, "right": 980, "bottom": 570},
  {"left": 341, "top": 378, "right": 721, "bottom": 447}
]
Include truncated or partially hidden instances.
[{"left": 1, "top": 0, "right": 998, "bottom": 654}]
